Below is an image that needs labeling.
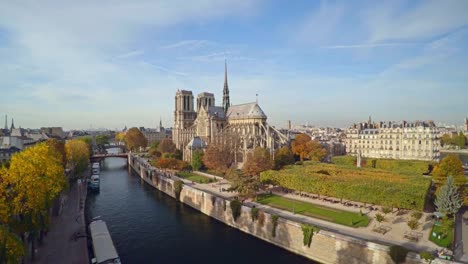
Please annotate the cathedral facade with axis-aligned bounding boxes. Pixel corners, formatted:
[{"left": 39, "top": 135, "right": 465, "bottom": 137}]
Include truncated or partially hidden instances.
[{"left": 172, "top": 62, "right": 289, "bottom": 164}]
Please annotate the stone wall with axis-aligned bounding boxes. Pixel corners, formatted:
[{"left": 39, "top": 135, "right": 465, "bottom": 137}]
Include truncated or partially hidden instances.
[{"left": 128, "top": 154, "right": 448, "bottom": 264}]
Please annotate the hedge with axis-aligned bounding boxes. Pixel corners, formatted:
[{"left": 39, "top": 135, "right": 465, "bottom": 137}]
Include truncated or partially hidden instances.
[
  {"left": 260, "top": 162, "right": 430, "bottom": 210},
  {"left": 331, "top": 156, "right": 433, "bottom": 175}
]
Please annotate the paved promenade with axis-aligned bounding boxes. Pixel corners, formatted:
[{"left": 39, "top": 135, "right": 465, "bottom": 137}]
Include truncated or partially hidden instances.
[{"left": 25, "top": 177, "right": 89, "bottom": 264}]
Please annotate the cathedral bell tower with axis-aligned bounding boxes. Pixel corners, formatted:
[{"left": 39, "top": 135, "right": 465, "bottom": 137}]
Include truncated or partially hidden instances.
[{"left": 173, "top": 90, "right": 196, "bottom": 149}]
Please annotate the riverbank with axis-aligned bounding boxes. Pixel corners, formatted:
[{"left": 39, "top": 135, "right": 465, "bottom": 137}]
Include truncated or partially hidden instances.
[
  {"left": 440, "top": 149, "right": 468, "bottom": 154},
  {"left": 25, "top": 173, "right": 89, "bottom": 264},
  {"left": 128, "top": 153, "right": 452, "bottom": 264}
]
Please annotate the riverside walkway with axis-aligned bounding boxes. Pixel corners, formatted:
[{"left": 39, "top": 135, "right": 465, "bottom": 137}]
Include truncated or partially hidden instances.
[{"left": 25, "top": 174, "right": 89, "bottom": 264}]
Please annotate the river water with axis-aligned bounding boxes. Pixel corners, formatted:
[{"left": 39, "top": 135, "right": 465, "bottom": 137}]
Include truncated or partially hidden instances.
[{"left": 85, "top": 156, "right": 314, "bottom": 263}]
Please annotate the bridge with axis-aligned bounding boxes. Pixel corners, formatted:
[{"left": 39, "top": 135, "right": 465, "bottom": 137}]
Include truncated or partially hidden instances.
[
  {"left": 91, "top": 153, "right": 128, "bottom": 162},
  {"left": 102, "top": 144, "right": 126, "bottom": 151}
]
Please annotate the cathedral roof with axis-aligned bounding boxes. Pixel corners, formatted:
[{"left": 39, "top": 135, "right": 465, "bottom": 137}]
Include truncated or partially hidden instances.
[
  {"left": 207, "top": 106, "right": 226, "bottom": 119},
  {"left": 227, "top": 102, "right": 267, "bottom": 120},
  {"left": 186, "top": 136, "right": 206, "bottom": 149}
]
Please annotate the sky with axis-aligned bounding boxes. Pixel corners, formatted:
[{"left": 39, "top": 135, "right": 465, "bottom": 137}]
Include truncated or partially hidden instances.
[{"left": 0, "top": 0, "right": 467, "bottom": 130}]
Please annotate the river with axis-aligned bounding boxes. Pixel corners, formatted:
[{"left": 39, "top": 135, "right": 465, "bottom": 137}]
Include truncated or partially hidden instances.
[{"left": 85, "top": 155, "right": 314, "bottom": 263}]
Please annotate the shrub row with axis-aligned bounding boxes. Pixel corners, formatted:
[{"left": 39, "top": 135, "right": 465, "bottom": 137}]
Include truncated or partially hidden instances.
[
  {"left": 331, "top": 156, "right": 433, "bottom": 175},
  {"left": 260, "top": 162, "right": 430, "bottom": 210}
]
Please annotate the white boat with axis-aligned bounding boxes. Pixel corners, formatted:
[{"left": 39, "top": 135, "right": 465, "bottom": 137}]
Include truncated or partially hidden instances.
[{"left": 89, "top": 220, "right": 120, "bottom": 264}]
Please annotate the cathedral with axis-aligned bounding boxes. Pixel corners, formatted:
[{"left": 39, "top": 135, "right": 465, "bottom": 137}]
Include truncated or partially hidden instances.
[{"left": 172, "top": 61, "right": 289, "bottom": 164}]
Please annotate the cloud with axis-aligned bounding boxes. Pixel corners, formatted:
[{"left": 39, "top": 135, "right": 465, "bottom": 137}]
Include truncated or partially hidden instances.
[
  {"left": 159, "top": 40, "right": 213, "bottom": 50},
  {"left": 321, "top": 42, "right": 420, "bottom": 49},
  {"left": 294, "top": 1, "right": 345, "bottom": 45},
  {"left": 365, "top": 0, "right": 468, "bottom": 42},
  {"left": 115, "top": 50, "right": 144, "bottom": 59}
]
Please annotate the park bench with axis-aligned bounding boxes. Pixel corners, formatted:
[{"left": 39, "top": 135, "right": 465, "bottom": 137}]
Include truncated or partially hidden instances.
[
  {"left": 372, "top": 225, "right": 392, "bottom": 235},
  {"left": 404, "top": 231, "right": 422, "bottom": 242}
]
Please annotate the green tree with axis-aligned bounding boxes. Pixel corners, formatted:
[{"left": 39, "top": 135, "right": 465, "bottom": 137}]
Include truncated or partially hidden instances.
[
  {"left": 456, "top": 132, "right": 466, "bottom": 149},
  {"left": 243, "top": 147, "right": 273, "bottom": 176},
  {"left": 440, "top": 134, "right": 454, "bottom": 147},
  {"left": 375, "top": 213, "right": 385, "bottom": 226},
  {"left": 95, "top": 134, "right": 109, "bottom": 145},
  {"left": 191, "top": 150, "right": 204, "bottom": 171},
  {"left": 125, "top": 127, "right": 148, "bottom": 151},
  {"left": 407, "top": 218, "right": 420, "bottom": 230},
  {"left": 307, "top": 140, "right": 327, "bottom": 162},
  {"left": 230, "top": 200, "right": 242, "bottom": 221},
  {"left": 389, "top": 246, "right": 408, "bottom": 264},
  {"left": 291, "top": 134, "right": 312, "bottom": 161},
  {"left": 434, "top": 176, "right": 462, "bottom": 216},
  {"left": 273, "top": 147, "right": 295, "bottom": 169},
  {"left": 432, "top": 154, "right": 464, "bottom": 186}
]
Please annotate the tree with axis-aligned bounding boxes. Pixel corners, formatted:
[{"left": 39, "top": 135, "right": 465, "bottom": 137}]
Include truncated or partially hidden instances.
[
  {"left": 2, "top": 143, "right": 66, "bottom": 260},
  {"left": 115, "top": 132, "right": 126, "bottom": 144},
  {"left": 456, "top": 132, "right": 466, "bottom": 149},
  {"left": 77, "top": 136, "right": 93, "bottom": 153},
  {"left": 158, "top": 138, "right": 176, "bottom": 154},
  {"left": 389, "top": 245, "right": 408, "bottom": 264},
  {"left": 191, "top": 150, "right": 204, "bottom": 171},
  {"left": 375, "top": 213, "right": 385, "bottom": 226},
  {"left": 203, "top": 143, "right": 233, "bottom": 174},
  {"left": 407, "top": 218, "right": 420, "bottom": 230},
  {"left": 291, "top": 134, "right": 312, "bottom": 161},
  {"left": 46, "top": 139, "right": 66, "bottom": 167},
  {"left": 307, "top": 140, "right": 327, "bottom": 162},
  {"left": 95, "top": 134, "right": 109, "bottom": 145},
  {"left": 434, "top": 176, "right": 462, "bottom": 216},
  {"left": 65, "top": 139, "right": 90, "bottom": 176},
  {"left": 227, "top": 169, "right": 260, "bottom": 199},
  {"left": 432, "top": 154, "right": 464, "bottom": 186},
  {"left": 273, "top": 147, "right": 295, "bottom": 169},
  {"left": 156, "top": 158, "right": 179, "bottom": 169},
  {"left": 243, "top": 147, "right": 273, "bottom": 176},
  {"left": 125, "top": 127, "right": 148, "bottom": 151}
]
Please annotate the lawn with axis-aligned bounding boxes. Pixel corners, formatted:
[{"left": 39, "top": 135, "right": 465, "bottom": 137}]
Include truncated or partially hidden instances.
[
  {"left": 260, "top": 162, "right": 431, "bottom": 210},
  {"left": 429, "top": 224, "right": 454, "bottom": 248},
  {"left": 176, "top": 171, "right": 217, "bottom": 184},
  {"left": 256, "top": 194, "right": 370, "bottom": 228}
]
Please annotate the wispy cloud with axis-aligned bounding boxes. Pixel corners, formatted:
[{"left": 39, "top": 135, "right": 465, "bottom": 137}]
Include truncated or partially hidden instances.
[
  {"left": 321, "top": 42, "right": 420, "bottom": 49},
  {"left": 159, "top": 40, "right": 213, "bottom": 50},
  {"left": 365, "top": 0, "right": 468, "bottom": 42},
  {"left": 115, "top": 50, "right": 144, "bottom": 59}
]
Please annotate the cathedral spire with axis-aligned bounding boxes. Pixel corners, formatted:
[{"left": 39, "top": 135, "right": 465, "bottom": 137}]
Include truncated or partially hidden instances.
[
  {"left": 222, "top": 59, "right": 230, "bottom": 113},
  {"left": 159, "top": 117, "right": 163, "bottom": 131},
  {"left": 4, "top": 115, "right": 7, "bottom": 130},
  {"left": 10, "top": 118, "right": 15, "bottom": 130}
]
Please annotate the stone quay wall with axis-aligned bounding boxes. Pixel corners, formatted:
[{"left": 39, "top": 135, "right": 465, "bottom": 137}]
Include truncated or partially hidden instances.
[{"left": 128, "top": 154, "right": 447, "bottom": 264}]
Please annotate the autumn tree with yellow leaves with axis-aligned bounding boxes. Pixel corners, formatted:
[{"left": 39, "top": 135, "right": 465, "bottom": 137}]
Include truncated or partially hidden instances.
[
  {"left": 65, "top": 139, "right": 90, "bottom": 176},
  {"left": 1, "top": 143, "right": 67, "bottom": 261}
]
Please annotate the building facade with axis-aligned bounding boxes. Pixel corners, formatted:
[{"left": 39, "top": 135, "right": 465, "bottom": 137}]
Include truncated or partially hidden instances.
[
  {"left": 173, "top": 61, "right": 289, "bottom": 163},
  {"left": 346, "top": 117, "right": 440, "bottom": 161},
  {"left": 140, "top": 120, "right": 172, "bottom": 145}
]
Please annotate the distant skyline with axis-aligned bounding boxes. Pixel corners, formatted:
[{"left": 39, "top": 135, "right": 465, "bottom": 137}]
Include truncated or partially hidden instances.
[{"left": 1, "top": 0, "right": 467, "bottom": 129}]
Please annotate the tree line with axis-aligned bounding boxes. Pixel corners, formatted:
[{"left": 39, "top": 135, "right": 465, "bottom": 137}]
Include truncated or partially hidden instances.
[
  {"left": 440, "top": 132, "right": 467, "bottom": 149},
  {"left": 0, "top": 138, "right": 90, "bottom": 262}
]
